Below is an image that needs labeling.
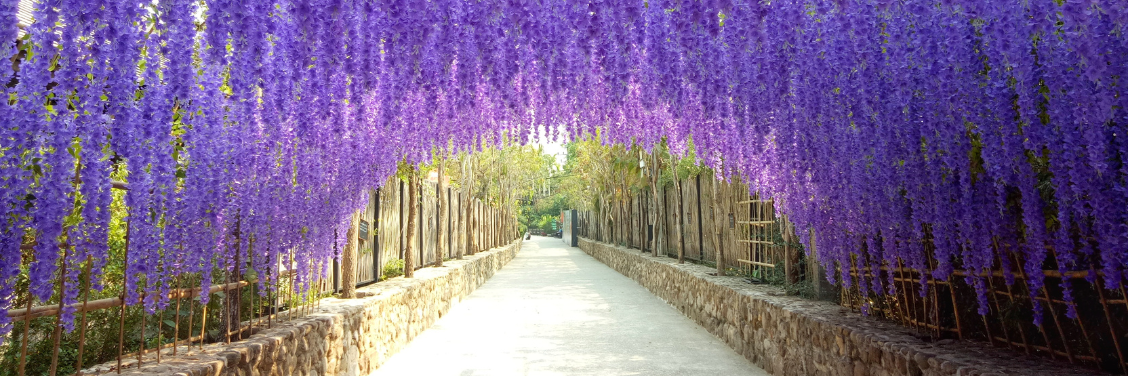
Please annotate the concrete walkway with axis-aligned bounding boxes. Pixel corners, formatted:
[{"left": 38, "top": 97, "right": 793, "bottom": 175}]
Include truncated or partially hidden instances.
[{"left": 370, "top": 236, "right": 768, "bottom": 376}]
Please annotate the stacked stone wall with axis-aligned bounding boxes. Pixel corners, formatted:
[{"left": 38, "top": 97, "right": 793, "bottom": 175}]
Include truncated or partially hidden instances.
[
  {"left": 87, "top": 239, "right": 523, "bottom": 376},
  {"left": 578, "top": 238, "right": 1101, "bottom": 376}
]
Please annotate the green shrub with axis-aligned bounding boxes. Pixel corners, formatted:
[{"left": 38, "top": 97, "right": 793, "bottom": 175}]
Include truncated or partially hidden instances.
[{"left": 382, "top": 259, "right": 405, "bottom": 279}]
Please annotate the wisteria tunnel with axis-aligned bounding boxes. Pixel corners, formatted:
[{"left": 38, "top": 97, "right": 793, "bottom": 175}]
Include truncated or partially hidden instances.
[{"left": 1, "top": 0, "right": 1127, "bottom": 374}]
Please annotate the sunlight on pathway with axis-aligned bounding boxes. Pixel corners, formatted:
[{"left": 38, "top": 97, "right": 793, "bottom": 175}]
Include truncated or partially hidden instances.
[{"left": 369, "top": 236, "right": 768, "bottom": 376}]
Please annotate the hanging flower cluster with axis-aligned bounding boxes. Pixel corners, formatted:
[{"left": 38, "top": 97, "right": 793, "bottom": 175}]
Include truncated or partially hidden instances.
[{"left": 1, "top": 0, "right": 1125, "bottom": 341}]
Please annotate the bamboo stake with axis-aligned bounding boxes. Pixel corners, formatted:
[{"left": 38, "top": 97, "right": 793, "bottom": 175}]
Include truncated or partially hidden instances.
[
  {"left": 1094, "top": 271, "right": 1128, "bottom": 375},
  {"left": 928, "top": 251, "right": 964, "bottom": 340},
  {"left": 75, "top": 256, "right": 93, "bottom": 375},
  {"left": 896, "top": 258, "right": 919, "bottom": 332},
  {"left": 1069, "top": 282, "right": 1099, "bottom": 367},
  {"left": 232, "top": 220, "right": 242, "bottom": 342},
  {"left": 48, "top": 244, "right": 69, "bottom": 376},
  {"left": 139, "top": 306, "right": 146, "bottom": 366},
  {"left": 1043, "top": 249, "right": 1097, "bottom": 365},
  {"left": 288, "top": 248, "right": 295, "bottom": 322},
  {"left": 985, "top": 262, "right": 1014, "bottom": 350},
  {"left": 18, "top": 257, "right": 33, "bottom": 376},
  {"left": 1120, "top": 285, "right": 1128, "bottom": 316},
  {"left": 185, "top": 285, "right": 196, "bottom": 356},
  {"left": 198, "top": 305, "right": 207, "bottom": 351},
  {"left": 156, "top": 293, "right": 163, "bottom": 364},
  {"left": 173, "top": 274, "right": 181, "bottom": 355},
  {"left": 117, "top": 218, "right": 131, "bottom": 374},
  {"left": 223, "top": 240, "right": 231, "bottom": 344},
  {"left": 1008, "top": 250, "right": 1058, "bottom": 360},
  {"left": 1018, "top": 251, "right": 1075, "bottom": 363},
  {"left": 994, "top": 244, "right": 1032, "bottom": 355},
  {"left": 925, "top": 254, "right": 942, "bottom": 339}
]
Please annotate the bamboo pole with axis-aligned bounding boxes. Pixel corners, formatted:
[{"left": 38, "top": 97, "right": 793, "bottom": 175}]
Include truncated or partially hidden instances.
[
  {"left": 172, "top": 275, "right": 182, "bottom": 355},
  {"left": 139, "top": 305, "right": 146, "bottom": 366},
  {"left": 198, "top": 305, "right": 207, "bottom": 351},
  {"left": 185, "top": 284, "right": 196, "bottom": 355},
  {"left": 18, "top": 254, "right": 33, "bottom": 376},
  {"left": 48, "top": 244, "right": 69, "bottom": 376},
  {"left": 75, "top": 256, "right": 93, "bottom": 375},
  {"left": 116, "top": 218, "right": 131, "bottom": 374},
  {"left": 233, "top": 219, "right": 243, "bottom": 342}
]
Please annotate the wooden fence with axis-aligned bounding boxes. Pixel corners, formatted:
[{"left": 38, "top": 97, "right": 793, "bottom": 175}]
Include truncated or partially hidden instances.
[
  {"left": 580, "top": 175, "right": 802, "bottom": 283},
  {"left": 576, "top": 174, "right": 1128, "bottom": 374},
  {"left": 2, "top": 176, "right": 517, "bottom": 376},
  {"left": 370, "top": 178, "right": 514, "bottom": 280}
]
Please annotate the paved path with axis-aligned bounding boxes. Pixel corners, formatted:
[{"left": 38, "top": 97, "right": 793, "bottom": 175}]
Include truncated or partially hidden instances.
[{"left": 370, "top": 236, "right": 768, "bottom": 376}]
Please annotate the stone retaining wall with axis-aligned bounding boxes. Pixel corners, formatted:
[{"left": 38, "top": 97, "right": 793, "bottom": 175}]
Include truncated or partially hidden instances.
[
  {"left": 88, "top": 239, "right": 523, "bottom": 376},
  {"left": 578, "top": 238, "right": 1101, "bottom": 376}
]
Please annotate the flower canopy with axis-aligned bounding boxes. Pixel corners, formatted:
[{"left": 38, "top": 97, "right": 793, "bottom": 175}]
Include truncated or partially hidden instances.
[{"left": 1, "top": 0, "right": 1126, "bottom": 339}]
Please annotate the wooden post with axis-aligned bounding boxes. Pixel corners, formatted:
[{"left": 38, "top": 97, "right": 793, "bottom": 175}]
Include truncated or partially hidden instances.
[
  {"left": 675, "top": 174, "right": 685, "bottom": 264},
  {"left": 115, "top": 219, "right": 131, "bottom": 374},
  {"left": 712, "top": 176, "right": 725, "bottom": 276},
  {"left": 405, "top": 169, "right": 418, "bottom": 278},
  {"left": 436, "top": 157, "right": 445, "bottom": 266},
  {"left": 399, "top": 179, "right": 405, "bottom": 260},
  {"left": 373, "top": 188, "right": 382, "bottom": 281},
  {"left": 446, "top": 187, "right": 452, "bottom": 258},
  {"left": 341, "top": 210, "right": 360, "bottom": 298},
  {"left": 652, "top": 154, "right": 664, "bottom": 257}
]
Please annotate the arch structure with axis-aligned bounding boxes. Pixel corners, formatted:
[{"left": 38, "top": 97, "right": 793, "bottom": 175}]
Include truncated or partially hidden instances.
[{"left": 1, "top": 0, "right": 1126, "bottom": 341}]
